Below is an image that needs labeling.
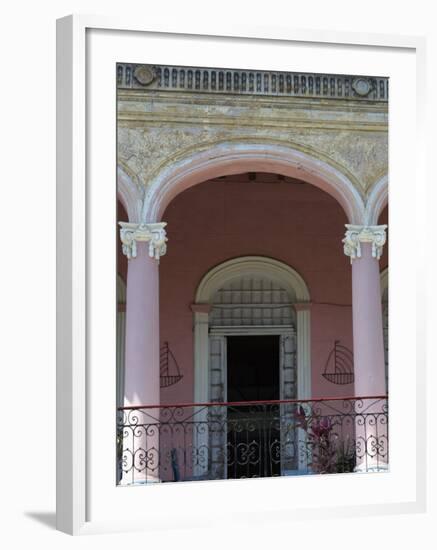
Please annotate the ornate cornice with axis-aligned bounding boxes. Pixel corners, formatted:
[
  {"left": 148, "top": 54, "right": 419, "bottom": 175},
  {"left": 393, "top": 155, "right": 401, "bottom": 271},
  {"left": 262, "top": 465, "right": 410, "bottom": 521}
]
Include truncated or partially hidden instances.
[
  {"left": 119, "top": 222, "right": 167, "bottom": 261},
  {"left": 117, "top": 63, "right": 389, "bottom": 102},
  {"left": 343, "top": 224, "right": 387, "bottom": 263}
]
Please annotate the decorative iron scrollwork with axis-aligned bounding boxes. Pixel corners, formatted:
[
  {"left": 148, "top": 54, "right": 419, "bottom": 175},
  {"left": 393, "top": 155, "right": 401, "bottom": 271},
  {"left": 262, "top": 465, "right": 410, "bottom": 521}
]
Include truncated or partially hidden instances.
[{"left": 116, "top": 396, "right": 388, "bottom": 484}]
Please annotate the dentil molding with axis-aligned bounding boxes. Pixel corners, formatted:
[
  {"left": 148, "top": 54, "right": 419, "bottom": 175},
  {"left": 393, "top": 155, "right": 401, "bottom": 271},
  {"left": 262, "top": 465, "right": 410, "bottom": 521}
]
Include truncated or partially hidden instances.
[
  {"left": 119, "top": 222, "right": 167, "bottom": 260},
  {"left": 343, "top": 224, "right": 387, "bottom": 263}
]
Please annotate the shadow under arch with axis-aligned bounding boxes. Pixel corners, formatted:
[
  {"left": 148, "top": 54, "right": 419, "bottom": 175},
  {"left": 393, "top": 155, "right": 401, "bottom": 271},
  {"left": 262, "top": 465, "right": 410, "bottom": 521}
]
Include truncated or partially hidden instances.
[{"left": 141, "top": 141, "right": 366, "bottom": 224}]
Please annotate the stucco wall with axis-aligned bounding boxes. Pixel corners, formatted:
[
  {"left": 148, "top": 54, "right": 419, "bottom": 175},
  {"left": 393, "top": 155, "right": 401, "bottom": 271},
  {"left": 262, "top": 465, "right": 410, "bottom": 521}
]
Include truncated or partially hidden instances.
[{"left": 156, "top": 173, "right": 357, "bottom": 404}]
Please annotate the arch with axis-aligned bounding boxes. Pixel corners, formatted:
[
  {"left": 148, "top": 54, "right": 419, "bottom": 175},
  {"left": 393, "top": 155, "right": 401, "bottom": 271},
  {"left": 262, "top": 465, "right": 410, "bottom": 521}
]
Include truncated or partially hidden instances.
[
  {"left": 365, "top": 174, "right": 388, "bottom": 225},
  {"left": 117, "top": 165, "right": 143, "bottom": 223},
  {"left": 196, "top": 256, "right": 310, "bottom": 304},
  {"left": 192, "top": 256, "right": 311, "bottom": 407},
  {"left": 192, "top": 256, "right": 312, "bottom": 476},
  {"left": 142, "top": 141, "right": 365, "bottom": 224}
]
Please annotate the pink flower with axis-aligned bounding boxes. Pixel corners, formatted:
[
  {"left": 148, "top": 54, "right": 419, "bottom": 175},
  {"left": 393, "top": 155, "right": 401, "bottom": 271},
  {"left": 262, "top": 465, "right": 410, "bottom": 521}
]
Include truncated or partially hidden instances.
[{"left": 310, "top": 416, "right": 332, "bottom": 438}]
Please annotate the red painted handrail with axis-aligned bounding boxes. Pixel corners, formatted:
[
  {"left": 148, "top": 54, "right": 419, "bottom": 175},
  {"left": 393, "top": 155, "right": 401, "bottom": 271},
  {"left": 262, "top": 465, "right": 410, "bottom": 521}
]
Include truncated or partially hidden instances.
[{"left": 118, "top": 394, "right": 388, "bottom": 411}]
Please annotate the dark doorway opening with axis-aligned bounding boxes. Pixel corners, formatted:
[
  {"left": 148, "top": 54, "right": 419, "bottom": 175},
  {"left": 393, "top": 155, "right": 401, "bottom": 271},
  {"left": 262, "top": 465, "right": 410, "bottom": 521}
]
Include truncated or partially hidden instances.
[{"left": 226, "top": 335, "right": 281, "bottom": 478}]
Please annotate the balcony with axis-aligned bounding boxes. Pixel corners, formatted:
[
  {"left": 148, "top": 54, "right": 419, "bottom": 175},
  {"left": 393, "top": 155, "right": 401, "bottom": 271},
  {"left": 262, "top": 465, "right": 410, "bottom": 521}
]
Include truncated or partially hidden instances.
[{"left": 117, "top": 396, "right": 388, "bottom": 485}]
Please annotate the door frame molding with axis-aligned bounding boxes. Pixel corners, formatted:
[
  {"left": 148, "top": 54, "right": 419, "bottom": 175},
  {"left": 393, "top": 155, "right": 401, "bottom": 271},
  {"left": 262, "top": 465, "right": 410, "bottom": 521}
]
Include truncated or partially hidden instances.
[
  {"left": 209, "top": 326, "right": 296, "bottom": 402},
  {"left": 193, "top": 256, "right": 312, "bottom": 405},
  {"left": 208, "top": 328, "right": 296, "bottom": 478}
]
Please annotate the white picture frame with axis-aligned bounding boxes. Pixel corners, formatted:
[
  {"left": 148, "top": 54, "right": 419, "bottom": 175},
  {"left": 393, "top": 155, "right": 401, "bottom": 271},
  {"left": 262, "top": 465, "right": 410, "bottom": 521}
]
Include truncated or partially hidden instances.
[{"left": 56, "top": 14, "right": 427, "bottom": 535}]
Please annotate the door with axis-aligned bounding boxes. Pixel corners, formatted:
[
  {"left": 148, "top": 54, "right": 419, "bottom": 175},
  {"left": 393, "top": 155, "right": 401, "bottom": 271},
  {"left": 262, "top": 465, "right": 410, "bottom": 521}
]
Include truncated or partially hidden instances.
[{"left": 226, "top": 335, "right": 281, "bottom": 478}]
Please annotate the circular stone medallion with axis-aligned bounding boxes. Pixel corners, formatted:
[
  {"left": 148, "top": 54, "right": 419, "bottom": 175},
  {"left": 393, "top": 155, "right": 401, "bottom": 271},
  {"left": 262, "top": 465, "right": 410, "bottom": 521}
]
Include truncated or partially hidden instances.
[
  {"left": 352, "top": 78, "right": 372, "bottom": 97},
  {"left": 133, "top": 65, "right": 156, "bottom": 86}
]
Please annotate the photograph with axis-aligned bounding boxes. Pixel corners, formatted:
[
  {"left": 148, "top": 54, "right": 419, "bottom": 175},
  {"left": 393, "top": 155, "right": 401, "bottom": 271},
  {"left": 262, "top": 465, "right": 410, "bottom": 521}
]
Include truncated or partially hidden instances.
[
  {"left": 1, "top": 0, "right": 432, "bottom": 543},
  {"left": 115, "top": 62, "right": 389, "bottom": 486}
]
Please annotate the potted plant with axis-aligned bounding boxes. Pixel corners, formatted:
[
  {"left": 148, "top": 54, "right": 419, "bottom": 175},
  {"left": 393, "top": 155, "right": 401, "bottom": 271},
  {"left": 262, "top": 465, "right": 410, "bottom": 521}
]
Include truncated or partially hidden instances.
[{"left": 294, "top": 405, "right": 356, "bottom": 474}]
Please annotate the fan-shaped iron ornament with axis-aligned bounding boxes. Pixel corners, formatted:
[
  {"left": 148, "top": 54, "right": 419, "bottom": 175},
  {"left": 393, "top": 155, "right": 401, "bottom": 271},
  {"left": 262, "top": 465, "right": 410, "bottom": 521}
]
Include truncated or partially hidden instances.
[
  {"left": 160, "top": 342, "right": 184, "bottom": 388},
  {"left": 322, "top": 340, "right": 354, "bottom": 385}
]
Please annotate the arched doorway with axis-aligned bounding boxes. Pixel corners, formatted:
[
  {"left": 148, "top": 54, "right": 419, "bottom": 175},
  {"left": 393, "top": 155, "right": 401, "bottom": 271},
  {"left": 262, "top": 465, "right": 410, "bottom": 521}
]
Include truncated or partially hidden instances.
[{"left": 192, "top": 256, "right": 311, "bottom": 478}]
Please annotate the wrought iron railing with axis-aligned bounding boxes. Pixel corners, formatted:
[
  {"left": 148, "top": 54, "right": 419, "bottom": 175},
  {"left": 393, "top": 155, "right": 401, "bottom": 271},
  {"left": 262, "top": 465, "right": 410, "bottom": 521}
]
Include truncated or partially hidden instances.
[{"left": 116, "top": 396, "right": 388, "bottom": 485}]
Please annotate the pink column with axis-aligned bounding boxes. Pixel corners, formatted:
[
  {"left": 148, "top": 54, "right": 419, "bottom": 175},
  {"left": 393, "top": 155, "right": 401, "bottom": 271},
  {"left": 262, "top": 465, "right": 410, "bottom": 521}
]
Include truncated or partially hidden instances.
[
  {"left": 351, "top": 242, "right": 386, "bottom": 396},
  {"left": 343, "top": 224, "right": 388, "bottom": 472},
  {"left": 119, "top": 222, "right": 167, "bottom": 484},
  {"left": 124, "top": 242, "right": 160, "bottom": 407}
]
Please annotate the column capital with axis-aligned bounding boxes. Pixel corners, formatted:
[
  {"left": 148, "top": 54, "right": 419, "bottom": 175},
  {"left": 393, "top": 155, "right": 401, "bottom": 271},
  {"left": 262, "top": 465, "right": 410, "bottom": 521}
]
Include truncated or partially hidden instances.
[
  {"left": 119, "top": 221, "right": 167, "bottom": 260},
  {"left": 343, "top": 224, "right": 387, "bottom": 263}
]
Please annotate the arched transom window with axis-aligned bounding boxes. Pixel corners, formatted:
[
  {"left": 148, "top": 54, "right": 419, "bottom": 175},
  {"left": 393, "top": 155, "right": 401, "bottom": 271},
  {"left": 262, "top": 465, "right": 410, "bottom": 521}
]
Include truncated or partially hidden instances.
[{"left": 209, "top": 275, "right": 296, "bottom": 327}]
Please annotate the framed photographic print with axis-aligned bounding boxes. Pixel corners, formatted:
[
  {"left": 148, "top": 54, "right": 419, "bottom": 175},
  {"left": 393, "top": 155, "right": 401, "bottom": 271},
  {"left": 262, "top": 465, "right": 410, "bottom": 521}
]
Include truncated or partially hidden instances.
[{"left": 56, "top": 15, "right": 426, "bottom": 535}]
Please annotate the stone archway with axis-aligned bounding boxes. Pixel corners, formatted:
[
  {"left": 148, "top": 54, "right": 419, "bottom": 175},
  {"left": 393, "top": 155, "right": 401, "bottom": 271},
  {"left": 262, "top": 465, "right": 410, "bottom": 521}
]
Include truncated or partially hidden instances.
[{"left": 141, "top": 141, "right": 366, "bottom": 225}]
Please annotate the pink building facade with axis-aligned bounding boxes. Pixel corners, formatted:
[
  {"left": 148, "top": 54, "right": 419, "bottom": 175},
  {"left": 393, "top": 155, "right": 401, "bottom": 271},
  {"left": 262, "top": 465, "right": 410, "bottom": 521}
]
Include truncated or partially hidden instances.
[{"left": 116, "top": 64, "right": 389, "bottom": 484}]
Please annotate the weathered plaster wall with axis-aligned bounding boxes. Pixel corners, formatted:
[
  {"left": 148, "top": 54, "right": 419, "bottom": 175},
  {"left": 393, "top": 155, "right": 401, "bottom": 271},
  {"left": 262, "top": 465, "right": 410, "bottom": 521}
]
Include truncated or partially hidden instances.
[{"left": 117, "top": 90, "right": 388, "bottom": 201}]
